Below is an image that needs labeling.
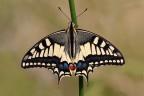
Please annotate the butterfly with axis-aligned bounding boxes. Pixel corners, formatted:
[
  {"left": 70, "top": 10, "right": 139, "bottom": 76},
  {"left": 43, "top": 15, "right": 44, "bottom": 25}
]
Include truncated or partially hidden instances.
[{"left": 21, "top": 22, "right": 125, "bottom": 84}]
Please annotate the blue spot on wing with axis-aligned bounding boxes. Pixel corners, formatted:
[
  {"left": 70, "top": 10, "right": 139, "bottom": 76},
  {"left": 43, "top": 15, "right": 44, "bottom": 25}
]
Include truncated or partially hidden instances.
[
  {"left": 77, "top": 62, "right": 82, "bottom": 69},
  {"left": 59, "top": 64, "right": 63, "bottom": 70},
  {"left": 58, "top": 62, "right": 69, "bottom": 72},
  {"left": 76, "top": 61, "right": 88, "bottom": 71},
  {"left": 82, "top": 63, "right": 87, "bottom": 70},
  {"left": 64, "top": 63, "right": 69, "bottom": 69}
]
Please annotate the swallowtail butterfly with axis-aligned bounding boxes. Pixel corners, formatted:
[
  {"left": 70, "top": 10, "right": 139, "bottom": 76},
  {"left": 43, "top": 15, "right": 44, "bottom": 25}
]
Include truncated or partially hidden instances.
[{"left": 21, "top": 22, "right": 125, "bottom": 84}]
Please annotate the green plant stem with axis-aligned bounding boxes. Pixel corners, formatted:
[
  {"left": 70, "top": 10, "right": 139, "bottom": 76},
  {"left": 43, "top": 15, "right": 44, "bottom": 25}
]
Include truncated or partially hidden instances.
[
  {"left": 68, "top": 0, "right": 78, "bottom": 27},
  {"left": 68, "top": 0, "right": 84, "bottom": 96},
  {"left": 79, "top": 76, "right": 84, "bottom": 96}
]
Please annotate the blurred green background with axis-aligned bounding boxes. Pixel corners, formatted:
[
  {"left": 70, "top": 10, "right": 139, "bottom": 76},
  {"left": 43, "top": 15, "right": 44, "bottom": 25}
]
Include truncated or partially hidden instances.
[{"left": 0, "top": 0, "right": 144, "bottom": 96}]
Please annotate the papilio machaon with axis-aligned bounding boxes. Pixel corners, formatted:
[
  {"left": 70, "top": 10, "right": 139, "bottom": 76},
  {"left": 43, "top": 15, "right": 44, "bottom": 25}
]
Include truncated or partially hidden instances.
[{"left": 21, "top": 22, "right": 125, "bottom": 84}]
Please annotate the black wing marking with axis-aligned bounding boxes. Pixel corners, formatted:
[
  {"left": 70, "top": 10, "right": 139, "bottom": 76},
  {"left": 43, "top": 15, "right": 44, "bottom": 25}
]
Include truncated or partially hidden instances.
[
  {"left": 75, "top": 29, "right": 125, "bottom": 81},
  {"left": 21, "top": 30, "right": 72, "bottom": 84}
]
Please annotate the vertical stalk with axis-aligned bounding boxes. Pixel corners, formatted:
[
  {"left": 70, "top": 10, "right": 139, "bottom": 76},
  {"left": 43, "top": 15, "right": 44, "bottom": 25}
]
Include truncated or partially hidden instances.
[
  {"left": 68, "top": 0, "right": 78, "bottom": 27},
  {"left": 79, "top": 76, "right": 84, "bottom": 96},
  {"left": 68, "top": 0, "right": 84, "bottom": 96}
]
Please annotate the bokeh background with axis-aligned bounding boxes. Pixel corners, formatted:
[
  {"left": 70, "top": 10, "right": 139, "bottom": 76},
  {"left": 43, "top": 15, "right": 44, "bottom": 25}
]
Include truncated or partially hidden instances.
[{"left": 0, "top": 0, "right": 144, "bottom": 96}]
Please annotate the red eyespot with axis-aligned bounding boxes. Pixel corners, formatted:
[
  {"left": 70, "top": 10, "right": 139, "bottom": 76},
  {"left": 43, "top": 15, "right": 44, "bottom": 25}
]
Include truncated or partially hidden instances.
[{"left": 69, "top": 64, "right": 76, "bottom": 70}]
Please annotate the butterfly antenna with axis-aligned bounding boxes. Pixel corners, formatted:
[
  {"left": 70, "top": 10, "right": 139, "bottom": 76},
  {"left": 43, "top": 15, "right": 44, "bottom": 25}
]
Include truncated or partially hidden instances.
[
  {"left": 58, "top": 7, "right": 71, "bottom": 21},
  {"left": 75, "top": 8, "right": 87, "bottom": 20}
]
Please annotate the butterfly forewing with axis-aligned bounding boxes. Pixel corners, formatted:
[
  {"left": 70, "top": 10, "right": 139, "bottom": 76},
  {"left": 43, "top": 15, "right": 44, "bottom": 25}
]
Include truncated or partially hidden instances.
[
  {"left": 21, "top": 30, "right": 72, "bottom": 83},
  {"left": 75, "top": 29, "right": 125, "bottom": 81}
]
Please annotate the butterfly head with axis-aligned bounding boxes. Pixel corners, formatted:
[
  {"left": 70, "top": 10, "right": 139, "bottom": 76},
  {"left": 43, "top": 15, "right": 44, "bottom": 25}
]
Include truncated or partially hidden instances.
[
  {"left": 68, "top": 22, "right": 75, "bottom": 28},
  {"left": 67, "top": 22, "right": 77, "bottom": 33}
]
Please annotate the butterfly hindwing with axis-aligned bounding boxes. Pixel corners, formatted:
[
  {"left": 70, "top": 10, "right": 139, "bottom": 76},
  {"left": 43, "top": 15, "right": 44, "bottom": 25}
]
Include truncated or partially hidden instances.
[
  {"left": 75, "top": 29, "right": 125, "bottom": 81},
  {"left": 21, "top": 30, "right": 72, "bottom": 83}
]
